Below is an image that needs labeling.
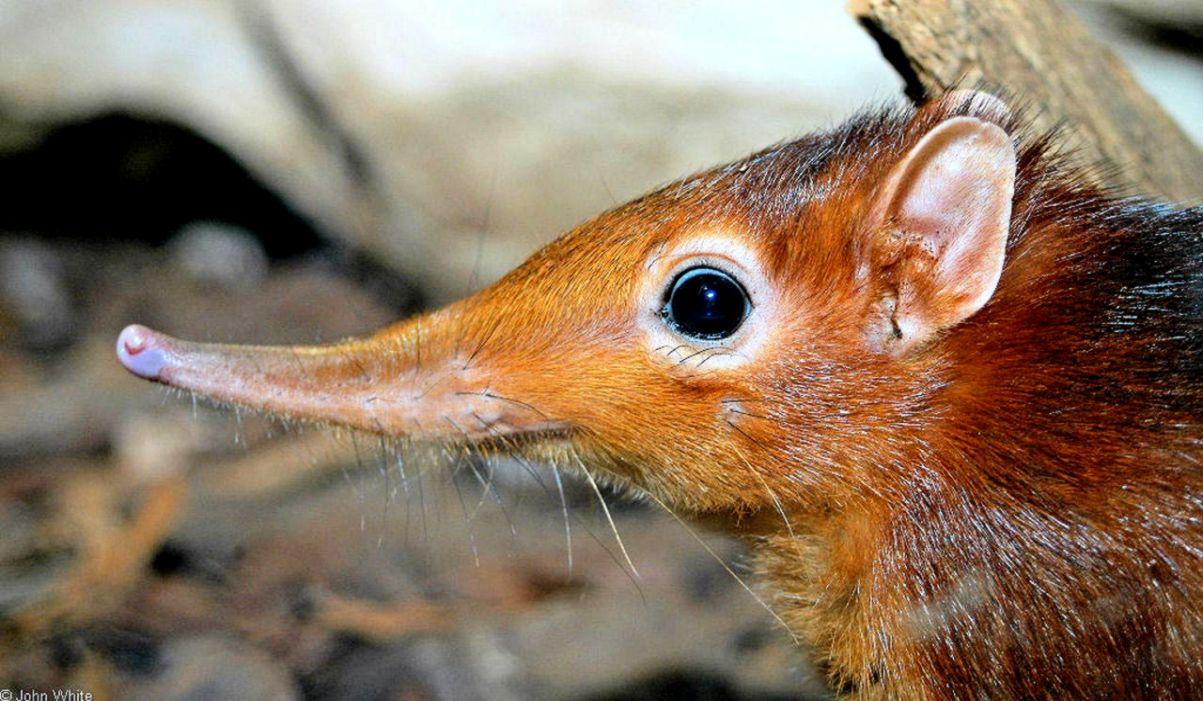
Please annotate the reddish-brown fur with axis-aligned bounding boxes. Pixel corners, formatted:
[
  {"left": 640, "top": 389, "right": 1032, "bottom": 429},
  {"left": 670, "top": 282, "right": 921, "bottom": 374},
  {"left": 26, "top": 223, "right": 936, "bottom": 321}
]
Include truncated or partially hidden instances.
[{"left": 117, "top": 94, "right": 1203, "bottom": 699}]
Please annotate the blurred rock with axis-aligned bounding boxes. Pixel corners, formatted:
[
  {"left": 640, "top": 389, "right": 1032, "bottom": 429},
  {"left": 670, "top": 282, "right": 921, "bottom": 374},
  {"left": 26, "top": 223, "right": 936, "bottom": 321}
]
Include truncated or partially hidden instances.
[
  {"left": 127, "top": 634, "right": 301, "bottom": 701},
  {"left": 0, "top": 237, "right": 76, "bottom": 350},
  {"left": 169, "top": 221, "right": 268, "bottom": 291},
  {"left": 0, "top": 337, "right": 140, "bottom": 460},
  {"left": 0, "top": 501, "right": 38, "bottom": 562},
  {"left": 0, "top": 559, "right": 71, "bottom": 614},
  {"left": 0, "top": 1, "right": 897, "bottom": 303},
  {"left": 113, "top": 410, "right": 210, "bottom": 482},
  {"left": 305, "top": 635, "right": 521, "bottom": 701}
]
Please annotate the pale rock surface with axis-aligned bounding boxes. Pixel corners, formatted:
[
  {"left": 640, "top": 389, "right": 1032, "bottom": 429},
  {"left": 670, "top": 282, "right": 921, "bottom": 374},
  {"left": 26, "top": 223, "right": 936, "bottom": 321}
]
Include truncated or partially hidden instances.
[{"left": 0, "top": 1, "right": 899, "bottom": 301}]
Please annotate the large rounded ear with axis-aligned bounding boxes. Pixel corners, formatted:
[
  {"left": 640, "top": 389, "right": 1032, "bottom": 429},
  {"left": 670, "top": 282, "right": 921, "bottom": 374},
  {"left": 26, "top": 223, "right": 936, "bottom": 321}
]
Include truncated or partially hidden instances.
[{"left": 862, "top": 116, "right": 1016, "bottom": 355}]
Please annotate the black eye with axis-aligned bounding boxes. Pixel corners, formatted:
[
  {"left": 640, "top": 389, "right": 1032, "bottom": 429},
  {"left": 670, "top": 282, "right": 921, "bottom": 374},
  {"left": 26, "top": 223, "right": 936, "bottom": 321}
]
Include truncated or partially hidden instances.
[{"left": 662, "top": 266, "right": 750, "bottom": 340}]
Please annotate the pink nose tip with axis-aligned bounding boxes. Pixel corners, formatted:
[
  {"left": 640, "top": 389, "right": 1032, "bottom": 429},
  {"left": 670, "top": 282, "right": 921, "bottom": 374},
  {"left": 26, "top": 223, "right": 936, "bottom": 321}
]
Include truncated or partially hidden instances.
[{"left": 116, "top": 324, "right": 168, "bottom": 380}]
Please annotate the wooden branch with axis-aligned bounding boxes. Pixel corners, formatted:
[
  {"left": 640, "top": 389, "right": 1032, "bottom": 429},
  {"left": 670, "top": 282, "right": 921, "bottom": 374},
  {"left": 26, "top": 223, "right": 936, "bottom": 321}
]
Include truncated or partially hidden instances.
[{"left": 849, "top": 0, "right": 1203, "bottom": 203}]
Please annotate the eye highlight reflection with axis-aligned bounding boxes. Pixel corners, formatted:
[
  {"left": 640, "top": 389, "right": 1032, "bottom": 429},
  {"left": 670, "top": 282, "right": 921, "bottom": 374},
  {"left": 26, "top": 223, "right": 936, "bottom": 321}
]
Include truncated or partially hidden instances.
[{"left": 661, "top": 266, "right": 750, "bottom": 341}]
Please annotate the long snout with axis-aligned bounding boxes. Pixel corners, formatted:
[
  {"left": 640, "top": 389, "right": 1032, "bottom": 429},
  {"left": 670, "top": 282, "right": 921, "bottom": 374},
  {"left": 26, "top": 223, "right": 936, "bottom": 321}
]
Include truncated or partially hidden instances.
[{"left": 115, "top": 320, "right": 565, "bottom": 441}]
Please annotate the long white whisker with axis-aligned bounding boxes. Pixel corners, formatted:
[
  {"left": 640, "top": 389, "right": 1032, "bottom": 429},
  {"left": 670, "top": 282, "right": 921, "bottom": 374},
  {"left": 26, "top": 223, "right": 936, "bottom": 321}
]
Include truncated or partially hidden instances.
[
  {"left": 377, "top": 437, "right": 391, "bottom": 548},
  {"left": 551, "top": 463, "right": 574, "bottom": 578},
  {"left": 450, "top": 464, "right": 481, "bottom": 567},
  {"left": 574, "top": 455, "right": 639, "bottom": 579},
  {"left": 347, "top": 433, "right": 368, "bottom": 533},
  {"left": 395, "top": 451, "right": 413, "bottom": 546},
  {"left": 645, "top": 492, "right": 799, "bottom": 645}
]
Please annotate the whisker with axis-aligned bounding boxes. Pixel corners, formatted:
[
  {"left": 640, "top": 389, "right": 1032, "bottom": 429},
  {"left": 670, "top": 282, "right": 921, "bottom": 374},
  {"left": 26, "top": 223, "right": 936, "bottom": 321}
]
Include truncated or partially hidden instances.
[
  {"left": 395, "top": 451, "right": 413, "bottom": 546},
  {"left": 545, "top": 456, "right": 642, "bottom": 590},
  {"left": 599, "top": 173, "right": 618, "bottom": 206},
  {"left": 469, "top": 184, "right": 493, "bottom": 291},
  {"left": 676, "top": 347, "right": 716, "bottom": 365},
  {"left": 415, "top": 443, "right": 429, "bottom": 549},
  {"left": 458, "top": 391, "right": 551, "bottom": 421},
  {"left": 377, "top": 437, "right": 392, "bottom": 548},
  {"left": 450, "top": 462, "right": 481, "bottom": 568},
  {"left": 464, "top": 311, "right": 506, "bottom": 369},
  {"left": 482, "top": 453, "right": 519, "bottom": 542},
  {"left": 491, "top": 442, "right": 640, "bottom": 589},
  {"left": 347, "top": 433, "right": 368, "bottom": 533},
  {"left": 574, "top": 455, "right": 640, "bottom": 579},
  {"left": 442, "top": 416, "right": 504, "bottom": 522},
  {"left": 346, "top": 351, "right": 371, "bottom": 385},
  {"left": 644, "top": 492, "right": 799, "bottom": 644},
  {"left": 462, "top": 456, "right": 495, "bottom": 519},
  {"left": 471, "top": 414, "right": 551, "bottom": 492},
  {"left": 695, "top": 348, "right": 742, "bottom": 368},
  {"left": 725, "top": 425, "right": 804, "bottom": 560},
  {"left": 644, "top": 241, "right": 668, "bottom": 271},
  {"left": 416, "top": 375, "right": 450, "bottom": 399},
  {"left": 452, "top": 428, "right": 519, "bottom": 543},
  {"left": 550, "top": 463, "right": 574, "bottom": 578}
]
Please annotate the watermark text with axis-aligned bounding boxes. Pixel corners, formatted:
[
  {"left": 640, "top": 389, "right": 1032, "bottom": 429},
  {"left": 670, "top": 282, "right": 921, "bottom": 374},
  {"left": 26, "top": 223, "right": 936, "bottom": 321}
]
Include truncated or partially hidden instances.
[{"left": 0, "top": 689, "right": 94, "bottom": 701}]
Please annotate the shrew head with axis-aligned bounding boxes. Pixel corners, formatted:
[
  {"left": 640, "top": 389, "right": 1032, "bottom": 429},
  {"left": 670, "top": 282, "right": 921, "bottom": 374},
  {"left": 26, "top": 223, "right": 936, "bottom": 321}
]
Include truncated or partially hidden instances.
[{"left": 117, "top": 91, "right": 1017, "bottom": 516}]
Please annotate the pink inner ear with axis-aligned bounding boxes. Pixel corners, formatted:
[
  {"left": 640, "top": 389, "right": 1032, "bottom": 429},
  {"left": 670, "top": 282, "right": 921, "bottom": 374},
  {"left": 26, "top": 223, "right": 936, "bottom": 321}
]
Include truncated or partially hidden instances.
[{"left": 883, "top": 116, "right": 1016, "bottom": 333}]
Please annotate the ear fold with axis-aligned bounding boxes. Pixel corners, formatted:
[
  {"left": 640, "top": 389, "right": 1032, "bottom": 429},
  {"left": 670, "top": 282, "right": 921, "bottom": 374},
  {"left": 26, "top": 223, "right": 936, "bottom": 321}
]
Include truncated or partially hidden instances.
[{"left": 863, "top": 115, "right": 1017, "bottom": 354}]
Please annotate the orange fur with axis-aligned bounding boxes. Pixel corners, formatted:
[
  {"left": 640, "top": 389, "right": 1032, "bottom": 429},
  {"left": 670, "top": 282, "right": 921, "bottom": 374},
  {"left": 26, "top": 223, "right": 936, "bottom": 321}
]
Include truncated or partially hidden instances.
[{"left": 118, "top": 93, "right": 1203, "bottom": 699}]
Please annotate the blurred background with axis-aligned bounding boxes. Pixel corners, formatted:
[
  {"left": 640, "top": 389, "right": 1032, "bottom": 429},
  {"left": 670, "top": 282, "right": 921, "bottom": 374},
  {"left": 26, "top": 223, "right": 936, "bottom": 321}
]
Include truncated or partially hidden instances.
[{"left": 0, "top": 2, "right": 1199, "bottom": 699}]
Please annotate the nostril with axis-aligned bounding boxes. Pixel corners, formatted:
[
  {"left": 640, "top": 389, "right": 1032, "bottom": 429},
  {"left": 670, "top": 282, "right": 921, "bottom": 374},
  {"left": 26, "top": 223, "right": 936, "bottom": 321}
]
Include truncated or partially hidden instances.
[
  {"left": 116, "top": 324, "right": 168, "bottom": 380},
  {"left": 121, "top": 325, "right": 148, "bottom": 355}
]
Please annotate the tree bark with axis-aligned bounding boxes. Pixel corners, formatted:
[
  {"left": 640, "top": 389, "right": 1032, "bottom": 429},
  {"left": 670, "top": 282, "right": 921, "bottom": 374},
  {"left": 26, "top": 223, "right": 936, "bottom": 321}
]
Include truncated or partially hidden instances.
[{"left": 849, "top": 0, "right": 1203, "bottom": 203}]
